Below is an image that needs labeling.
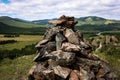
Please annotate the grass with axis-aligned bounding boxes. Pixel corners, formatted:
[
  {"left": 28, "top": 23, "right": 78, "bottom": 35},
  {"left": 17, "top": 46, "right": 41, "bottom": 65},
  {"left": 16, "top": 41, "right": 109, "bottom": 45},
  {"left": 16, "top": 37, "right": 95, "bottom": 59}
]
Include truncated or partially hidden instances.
[
  {"left": 0, "top": 34, "right": 42, "bottom": 80},
  {"left": 0, "top": 35, "right": 43, "bottom": 50},
  {"left": 0, "top": 16, "right": 45, "bottom": 28},
  {"left": 0, "top": 33, "right": 120, "bottom": 79},
  {"left": 0, "top": 54, "right": 36, "bottom": 80},
  {"left": 0, "top": 35, "right": 43, "bottom": 41},
  {"left": 95, "top": 48, "right": 120, "bottom": 78},
  {"left": 0, "top": 41, "right": 37, "bottom": 50}
]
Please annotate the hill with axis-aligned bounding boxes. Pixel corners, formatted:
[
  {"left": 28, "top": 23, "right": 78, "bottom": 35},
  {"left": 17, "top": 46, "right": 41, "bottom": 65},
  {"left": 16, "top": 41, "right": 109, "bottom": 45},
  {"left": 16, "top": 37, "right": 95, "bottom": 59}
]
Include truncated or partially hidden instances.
[
  {"left": 32, "top": 18, "right": 57, "bottom": 24},
  {"left": 32, "top": 19, "right": 49, "bottom": 24},
  {"left": 0, "top": 16, "right": 45, "bottom": 28},
  {"left": 77, "top": 16, "right": 106, "bottom": 21},
  {"left": 0, "top": 16, "right": 47, "bottom": 34},
  {"left": 75, "top": 16, "right": 120, "bottom": 32},
  {"left": 0, "top": 22, "right": 46, "bottom": 34},
  {"left": 32, "top": 16, "right": 108, "bottom": 25},
  {"left": 0, "top": 16, "right": 120, "bottom": 34}
]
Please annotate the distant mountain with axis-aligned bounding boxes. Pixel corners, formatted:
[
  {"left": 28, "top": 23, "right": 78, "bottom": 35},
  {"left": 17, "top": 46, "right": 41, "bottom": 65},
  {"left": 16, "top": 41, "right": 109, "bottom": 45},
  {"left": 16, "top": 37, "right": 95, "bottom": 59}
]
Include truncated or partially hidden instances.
[
  {"left": 32, "top": 16, "right": 107, "bottom": 24},
  {"left": 77, "top": 16, "right": 106, "bottom": 21},
  {"left": 0, "top": 16, "right": 47, "bottom": 34},
  {"left": 14, "top": 18, "right": 30, "bottom": 23},
  {"left": 0, "top": 22, "right": 46, "bottom": 34},
  {"left": 0, "top": 22, "right": 25, "bottom": 33},
  {"left": 32, "top": 18, "right": 57, "bottom": 24},
  {"left": 0, "top": 16, "right": 120, "bottom": 34},
  {"left": 0, "top": 16, "right": 43, "bottom": 28},
  {"left": 32, "top": 19, "right": 49, "bottom": 24},
  {"left": 75, "top": 16, "right": 120, "bottom": 31}
]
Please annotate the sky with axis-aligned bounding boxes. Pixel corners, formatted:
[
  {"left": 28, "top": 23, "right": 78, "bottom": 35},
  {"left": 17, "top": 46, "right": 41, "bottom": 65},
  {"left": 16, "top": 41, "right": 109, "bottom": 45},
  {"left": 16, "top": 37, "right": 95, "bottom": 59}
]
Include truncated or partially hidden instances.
[{"left": 0, "top": 0, "right": 120, "bottom": 20}]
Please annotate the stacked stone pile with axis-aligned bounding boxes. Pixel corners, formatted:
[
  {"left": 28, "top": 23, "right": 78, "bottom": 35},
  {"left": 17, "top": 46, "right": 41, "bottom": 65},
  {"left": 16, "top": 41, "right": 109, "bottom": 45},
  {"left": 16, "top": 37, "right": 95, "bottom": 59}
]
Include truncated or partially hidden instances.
[{"left": 28, "top": 15, "right": 117, "bottom": 80}]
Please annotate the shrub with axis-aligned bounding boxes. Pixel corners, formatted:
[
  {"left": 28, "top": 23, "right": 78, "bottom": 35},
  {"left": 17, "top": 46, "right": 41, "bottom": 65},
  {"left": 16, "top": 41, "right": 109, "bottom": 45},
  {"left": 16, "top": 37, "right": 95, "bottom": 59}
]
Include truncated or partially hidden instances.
[{"left": 0, "top": 40, "right": 17, "bottom": 44}]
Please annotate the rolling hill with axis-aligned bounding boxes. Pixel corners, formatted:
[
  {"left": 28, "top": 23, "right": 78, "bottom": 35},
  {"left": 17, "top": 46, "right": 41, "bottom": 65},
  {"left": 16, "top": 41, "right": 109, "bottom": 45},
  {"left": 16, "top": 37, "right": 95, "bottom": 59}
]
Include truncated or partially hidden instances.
[
  {"left": 32, "top": 16, "right": 120, "bottom": 32},
  {"left": 75, "top": 16, "right": 120, "bottom": 32},
  {"left": 0, "top": 16, "right": 45, "bottom": 28},
  {"left": 32, "top": 16, "right": 107, "bottom": 25},
  {"left": 0, "top": 16, "right": 120, "bottom": 34},
  {"left": 0, "top": 16, "right": 47, "bottom": 34},
  {"left": 32, "top": 18, "right": 57, "bottom": 24},
  {"left": 0, "top": 22, "right": 46, "bottom": 34}
]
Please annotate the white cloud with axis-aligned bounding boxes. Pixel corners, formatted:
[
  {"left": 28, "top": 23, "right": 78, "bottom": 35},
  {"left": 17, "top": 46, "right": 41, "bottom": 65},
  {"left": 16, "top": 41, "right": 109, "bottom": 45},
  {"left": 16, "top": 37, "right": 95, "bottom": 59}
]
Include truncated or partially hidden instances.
[{"left": 0, "top": 0, "right": 120, "bottom": 20}]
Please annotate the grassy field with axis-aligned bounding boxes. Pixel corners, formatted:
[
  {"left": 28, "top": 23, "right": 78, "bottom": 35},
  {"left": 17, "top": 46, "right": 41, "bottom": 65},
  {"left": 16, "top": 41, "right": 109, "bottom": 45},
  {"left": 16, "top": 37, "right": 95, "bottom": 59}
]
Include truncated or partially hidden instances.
[
  {"left": 0, "top": 54, "right": 36, "bottom": 80},
  {"left": 0, "top": 35, "right": 43, "bottom": 41},
  {"left": 0, "top": 35, "right": 43, "bottom": 50},
  {"left": 0, "top": 16, "right": 45, "bottom": 28},
  {"left": 95, "top": 51, "right": 120, "bottom": 76},
  {"left": 0, "top": 33, "right": 120, "bottom": 79},
  {"left": 0, "top": 35, "right": 43, "bottom": 80}
]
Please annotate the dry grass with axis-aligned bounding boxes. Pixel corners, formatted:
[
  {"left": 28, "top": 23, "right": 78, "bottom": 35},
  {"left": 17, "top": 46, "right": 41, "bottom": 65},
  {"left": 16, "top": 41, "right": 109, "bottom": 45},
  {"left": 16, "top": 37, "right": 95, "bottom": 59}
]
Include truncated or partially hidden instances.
[
  {"left": 0, "top": 35, "right": 43, "bottom": 50},
  {"left": 0, "top": 35, "right": 43, "bottom": 41}
]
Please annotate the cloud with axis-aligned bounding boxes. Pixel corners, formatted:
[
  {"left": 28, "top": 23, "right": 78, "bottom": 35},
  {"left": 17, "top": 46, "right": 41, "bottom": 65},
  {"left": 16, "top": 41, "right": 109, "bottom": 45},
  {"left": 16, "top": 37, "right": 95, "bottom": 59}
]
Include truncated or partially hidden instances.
[{"left": 0, "top": 0, "right": 120, "bottom": 20}]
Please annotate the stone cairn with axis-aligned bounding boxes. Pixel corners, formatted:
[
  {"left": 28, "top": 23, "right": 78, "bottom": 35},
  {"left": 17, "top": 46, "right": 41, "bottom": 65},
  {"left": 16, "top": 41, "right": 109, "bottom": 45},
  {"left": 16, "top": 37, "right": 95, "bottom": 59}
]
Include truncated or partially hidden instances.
[{"left": 28, "top": 15, "right": 117, "bottom": 80}]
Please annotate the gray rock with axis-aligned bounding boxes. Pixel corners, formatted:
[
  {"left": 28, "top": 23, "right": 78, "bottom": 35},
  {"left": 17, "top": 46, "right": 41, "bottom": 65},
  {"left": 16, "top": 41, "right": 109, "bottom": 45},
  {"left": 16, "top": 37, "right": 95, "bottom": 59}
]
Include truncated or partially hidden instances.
[
  {"left": 97, "top": 78, "right": 105, "bottom": 80},
  {"left": 48, "top": 59, "right": 58, "bottom": 69},
  {"left": 80, "top": 68, "right": 90, "bottom": 80},
  {"left": 44, "top": 27, "right": 58, "bottom": 41},
  {"left": 89, "top": 71, "right": 95, "bottom": 80},
  {"left": 64, "top": 29, "right": 80, "bottom": 45},
  {"left": 69, "top": 70, "right": 79, "bottom": 80},
  {"left": 76, "top": 68, "right": 90, "bottom": 80},
  {"left": 55, "top": 32, "right": 66, "bottom": 50},
  {"left": 100, "top": 62, "right": 111, "bottom": 74},
  {"left": 61, "top": 42, "right": 81, "bottom": 52},
  {"left": 96, "top": 68, "right": 105, "bottom": 78},
  {"left": 76, "top": 57, "right": 101, "bottom": 69},
  {"left": 44, "top": 27, "right": 65, "bottom": 41},
  {"left": 32, "top": 63, "right": 47, "bottom": 80},
  {"left": 35, "top": 39, "right": 48, "bottom": 48},
  {"left": 80, "top": 41, "right": 89, "bottom": 48},
  {"left": 111, "top": 35, "right": 118, "bottom": 43},
  {"left": 33, "top": 42, "right": 56, "bottom": 62},
  {"left": 42, "top": 69, "right": 55, "bottom": 80},
  {"left": 46, "top": 50, "right": 75, "bottom": 66},
  {"left": 53, "top": 65, "right": 71, "bottom": 79},
  {"left": 75, "top": 30, "right": 83, "bottom": 41},
  {"left": 105, "top": 35, "right": 111, "bottom": 44},
  {"left": 91, "top": 39, "right": 101, "bottom": 47},
  {"left": 105, "top": 72, "right": 117, "bottom": 79}
]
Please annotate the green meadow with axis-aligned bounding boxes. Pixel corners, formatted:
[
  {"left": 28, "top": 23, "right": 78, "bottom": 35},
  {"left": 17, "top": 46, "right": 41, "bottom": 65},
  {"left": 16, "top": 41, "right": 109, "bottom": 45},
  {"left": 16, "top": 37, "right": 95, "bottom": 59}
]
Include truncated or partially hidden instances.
[
  {"left": 0, "top": 35, "right": 43, "bottom": 50},
  {"left": 0, "top": 33, "right": 120, "bottom": 80},
  {"left": 0, "top": 35, "right": 43, "bottom": 80}
]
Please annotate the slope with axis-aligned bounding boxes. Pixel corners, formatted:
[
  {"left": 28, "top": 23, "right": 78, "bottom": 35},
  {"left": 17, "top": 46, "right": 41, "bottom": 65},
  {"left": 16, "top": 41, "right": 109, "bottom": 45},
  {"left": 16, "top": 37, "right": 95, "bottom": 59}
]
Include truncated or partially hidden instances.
[
  {"left": 0, "top": 16, "right": 45, "bottom": 28},
  {"left": 0, "top": 22, "right": 46, "bottom": 34},
  {"left": 75, "top": 16, "right": 120, "bottom": 31}
]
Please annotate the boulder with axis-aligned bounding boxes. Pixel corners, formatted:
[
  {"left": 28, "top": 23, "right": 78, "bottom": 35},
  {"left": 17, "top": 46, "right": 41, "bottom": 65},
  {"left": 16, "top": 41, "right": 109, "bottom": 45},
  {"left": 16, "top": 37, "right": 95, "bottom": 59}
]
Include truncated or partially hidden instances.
[
  {"left": 69, "top": 70, "right": 79, "bottom": 80},
  {"left": 111, "top": 35, "right": 118, "bottom": 43},
  {"left": 44, "top": 27, "right": 60, "bottom": 41},
  {"left": 61, "top": 42, "right": 81, "bottom": 52},
  {"left": 96, "top": 68, "right": 105, "bottom": 78},
  {"left": 46, "top": 50, "right": 75, "bottom": 66},
  {"left": 53, "top": 65, "right": 71, "bottom": 79},
  {"left": 33, "top": 42, "right": 56, "bottom": 62},
  {"left": 105, "top": 35, "right": 111, "bottom": 44},
  {"left": 55, "top": 32, "right": 66, "bottom": 50},
  {"left": 35, "top": 39, "right": 48, "bottom": 48},
  {"left": 75, "top": 30, "right": 83, "bottom": 41},
  {"left": 64, "top": 29, "right": 80, "bottom": 45},
  {"left": 75, "top": 68, "right": 90, "bottom": 80}
]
